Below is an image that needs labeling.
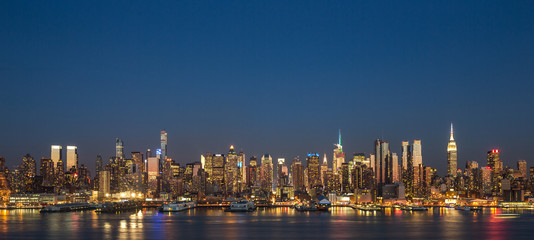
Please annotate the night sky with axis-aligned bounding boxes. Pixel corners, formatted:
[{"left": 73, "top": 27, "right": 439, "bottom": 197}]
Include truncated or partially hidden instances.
[{"left": 1, "top": 1, "right": 534, "bottom": 175}]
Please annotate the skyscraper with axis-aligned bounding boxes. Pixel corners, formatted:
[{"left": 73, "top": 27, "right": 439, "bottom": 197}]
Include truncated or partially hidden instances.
[
  {"left": 401, "top": 141, "right": 409, "bottom": 171},
  {"left": 291, "top": 157, "right": 304, "bottom": 192},
  {"left": 260, "top": 154, "right": 273, "bottom": 193},
  {"left": 487, "top": 149, "right": 502, "bottom": 173},
  {"left": 160, "top": 130, "right": 167, "bottom": 160},
  {"left": 447, "top": 123, "right": 458, "bottom": 176},
  {"left": 51, "top": 145, "right": 62, "bottom": 166},
  {"left": 66, "top": 146, "right": 78, "bottom": 171},
  {"left": 332, "top": 130, "right": 345, "bottom": 173},
  {"left": 115, "top": 138, "right": 124, "bottom": 159},
  {"left": 374, "top": 140, "right": 390, "bottom": 184},
  {"left": 306, "top": 153, "right": 320, "bottom": 189},
  {"left": 517, "top": 160, "right": 527, "bottom": 178},
  {"left": 412, "top": 140, "right": 422, "bottom": 167}
]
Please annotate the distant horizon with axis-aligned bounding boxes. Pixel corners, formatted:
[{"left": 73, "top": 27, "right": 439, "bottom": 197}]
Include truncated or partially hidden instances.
[{"left": 1, "top": 124, "right": 524, "bottom": 176}]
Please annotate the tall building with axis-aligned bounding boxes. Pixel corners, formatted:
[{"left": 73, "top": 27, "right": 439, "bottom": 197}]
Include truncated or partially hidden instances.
[
  {"left": 40, "top": 158, "right": 55, "bottom": 186},
  {"left": 225, "top": 146, "right": 238, "bottom": 194},
  {"left": 412, "top": 140, "right": 422, "bottom": 167},
  {"left": 306, "top": 153, "right": 321, "bottom": 189},
  {"left": 277, "top": 158, "right": 286, "bottom": 188},
  {"left": 332, "top": 130, "right": 345, "bottom": 173},
  {"left": 247, "top": 156, "right": 258, "bottom": 187},
  {"left": 321, "top": 154, "right": 329, "bottom": 186},
  {"left": 447, "top": 123, "right": 458, "bottom": 176},
  {"left": 517, "top": 160, "right": 527, "bottom": 178},
  {"left": 487, "top": 149, "right": 502, "bottom": 173},
  {"left": 66, "top": 146, "right": 78, "bottom": 172},
  {"left": 99, "top": 170, "right": 111, "bottom": 198},
  {"left": 401, "top": 141, "right": 409, "bottom": 171},
  {"left": 51, "top": 145, "right": 62, "bottom": 166},
  {"left": 260, "top": 154, "right": 273, "bottom": 193},
  {"left": 375, "top": 140, "right": 391, "bottom": 184},
  {"left": 131, "top": 152, "right": 144, "bottom": 173},
  {"left": 115, "top": 138, "right": 124, "bottom": 159},
  {"left": 392, "top": 153, "right": 399, "bottom": 182},
  {"left": 211, "top": 154, "right": 225, "bottom": 192},
  {"left": 160, "top": 130, "right": 168, "bottom": 160},
  {"left": 291, "top": 157, "right": 304, "bottom": 192}
]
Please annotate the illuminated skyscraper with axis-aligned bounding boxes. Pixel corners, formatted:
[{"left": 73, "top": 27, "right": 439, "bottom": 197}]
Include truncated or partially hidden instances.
[
  {"left": 412, "top": 140, "right": 422, "bottom": 167},
  {"left": 115, "top": 138, "right": 124, "bottom": 159},
  {"left": 487, "top": 149, "right": 502, "bottom": 172},
  {"left": 447, "top": 123, "right": 458, "bottom": 176},
  {"left": 225, "top": 145, "right": 238, "bottom": 193},
  {"left": 374, "top": 140, "right": 390, "bottom": 184},
  {"left": 401, "top": 141, "right": 409, "bottom": 171},
  {"left": 51, "top": 145, "right": 62, "bottom": 166},
  {"left": 291, "top": 157, "right": 304, "bottom": 192},
  {"left": 260, "top": 154, "right": 273, "bottom": 192},
  {"left": 321, "top": 154, "right": 328, "bottom": 186},
  {"left": 66, "top": 146, "right": 78, "bottom": 171},
  {"left": 160, "top": 130, "right": 167, "bottom": 160},
  {"left": 517, "top": 160, "right": 527, "bottom": 178},
  {"left": 332, "top": 130, "right": 345, "bottom": 173},
  {"left": 306, "top": 153, "right": 320, "bottom": 189}
]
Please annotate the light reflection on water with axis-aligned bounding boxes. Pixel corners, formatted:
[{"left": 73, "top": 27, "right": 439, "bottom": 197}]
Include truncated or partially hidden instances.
[{"left": 0, "top": 207, "right": 533, "bottom": 239}]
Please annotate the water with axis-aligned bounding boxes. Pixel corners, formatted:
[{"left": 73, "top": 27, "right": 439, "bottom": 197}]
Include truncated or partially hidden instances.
[{"left": 1, "top": 207, "right": 533, "bottom": 239}]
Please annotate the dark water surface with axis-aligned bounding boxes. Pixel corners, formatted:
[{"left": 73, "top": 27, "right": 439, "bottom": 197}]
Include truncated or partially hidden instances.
[{"left": 1, "top": 207, "right": 533, "bottom": 239}]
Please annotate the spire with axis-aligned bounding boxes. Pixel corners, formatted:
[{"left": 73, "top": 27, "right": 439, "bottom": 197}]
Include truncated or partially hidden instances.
[
  {"left": 323, "top": 153, "right": 327, "bottom": 164},
  {"left": 450, "top": 122, "right": 454, "bottom": 141},
  {"left": 339, "top": 129, "right": 342, "bottom": 146}
]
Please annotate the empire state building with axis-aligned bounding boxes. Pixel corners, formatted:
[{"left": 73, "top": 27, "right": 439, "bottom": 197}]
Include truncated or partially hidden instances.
[{"left": 447, "top": 123, "right": 458, "bottom": 176}]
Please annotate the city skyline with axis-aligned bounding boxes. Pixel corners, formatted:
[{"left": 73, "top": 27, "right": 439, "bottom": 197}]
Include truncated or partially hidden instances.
[
  {"left": 1, "top": 2, "right": 533, "bottom": 190},
  {"left": 0, "top": 124, "right": 527, "bottom": 177}
]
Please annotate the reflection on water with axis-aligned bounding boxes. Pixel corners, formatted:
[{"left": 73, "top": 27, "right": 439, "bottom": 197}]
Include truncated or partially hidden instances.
[{"left": 1, "top": 207, "right": 534, "bottom": 239}]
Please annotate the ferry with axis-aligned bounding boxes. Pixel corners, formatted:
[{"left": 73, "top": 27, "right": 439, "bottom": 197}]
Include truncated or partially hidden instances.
[
  {"left": 225, "top": 199, "right": 256, "bottom": 212},
  {"left": 159, "top": 201, "right": 196, "bottom": 212}
]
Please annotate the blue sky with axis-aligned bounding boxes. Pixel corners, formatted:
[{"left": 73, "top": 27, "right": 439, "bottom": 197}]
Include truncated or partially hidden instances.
[{"left": 1, "top": 1, "right": 534, "bottom": 174}]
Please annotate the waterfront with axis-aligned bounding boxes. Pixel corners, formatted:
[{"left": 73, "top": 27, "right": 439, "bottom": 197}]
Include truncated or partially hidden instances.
[{"left": 1, "top": 207, "right": 534, "bottom": 240}]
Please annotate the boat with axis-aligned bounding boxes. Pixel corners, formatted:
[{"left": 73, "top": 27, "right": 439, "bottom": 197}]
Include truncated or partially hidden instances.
[
  {"left": 225, "top": 199, "right": 256, "bottom": 212},
  {"left": 357, "top": 204, "right": 382, "bottom": 211},
  {"left": 295, "top": 201, "right": 319, "bottom": 212},
  {"left": 402, "top": 205, "right": 427, "bottom": 211},
  {"left": 159, "top": 201, "right": 196, "bottom": 212}
]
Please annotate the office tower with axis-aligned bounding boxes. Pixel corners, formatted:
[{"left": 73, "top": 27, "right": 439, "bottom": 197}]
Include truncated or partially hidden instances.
[
  {"left": 115, "top": 138, "right": 124, "bottom": 159},
  {"left": 401, "top": 141, "right": 409, "bottom": 171},
  {"left": 290, "top": 157, "right": 304, "bottom": 192},
  {"left": 146, "top": 149, "right": 152, "bottom": 159},
  {"left": 402, "top": 142, "right": 414, "bottom": 199},
  {"left": 487, "top": 149, "right": 502, "bottom": 194},
  {"left": 225, "top": 145, "right": 238, "bottom": 194},
  {"left": 375, "top": 140, "right": 391, "bottom": 184},
  {"left": 204, "top": 152, "right": 213, "bottom": 180},
  {"left": 260, "top": 154, "right": 273, "bottom": 193},
  {"left": 392, "top": 153, "right": 399, "bottom": 182},
  {"left": 277, "top": 158, "right": 286, "bottom": 188},
  {"left": 412, "top": 140, "right": 422, "bottom": 167},
  {"left": 306, "top": 153, "right": 320, "bottom": 189},
  {"left": 447, "top": 123, "right": 458, "bottom": 176},
  {"left": 517, "top": 160, "right": 527, "bottom": 178},
  {"left": 51, "top": 145, "right": 62, "bottom": 166},
  {"left": 95, "top": 155, "right": 103, "bottom": 176},
  {"left": 238, "top": 151, "right": 246, "bottom": 188},
  {"left": 333, "top": 130, "right": 345, "bottom": 173},
  {"left": 40, "top": 158, "right": 55, "bottom": 186},
  {"left": 211, "top": 154, "right": 225, "bottom": 192},
  {"left": 247, "top": 156, "right": 258, "bottom": 187},
  {"left": 66, "top": 146, "right": 78, "bottom": 172},
  {"left": 321, "top": 154, "right": 328, "bottom": 186},
  {"left": 481, "top": 167, "right": 492, "bottom": 196},
  {"left": 131, "top": 152, "right": 143, "bottom": 173},
  {"left": 55, "top": 159, "right": 65, "bottom": 189},
  {"left": 487, "top": 149, "right": 502, "bottom": 172},
  {"left": 160, "top": 130, "right": 167, "bottom": 160},
  {"left": 341, "top": 162, "right": 350, "bottom": 192},
  {"left": 369, "top": 154, "right": 375, "bottom": 172},
  {"left": 99, "top": 170, "right": 111, "bottom": 198},
  {"left": 21, "top": 154, "right": 36, "bottom": 179}
]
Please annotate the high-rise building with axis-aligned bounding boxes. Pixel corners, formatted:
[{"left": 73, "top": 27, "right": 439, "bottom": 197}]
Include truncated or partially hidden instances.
[
  {"left": 160, "top": 130, "right": 168, "bottom": 160},
  {"left": 260, "top": 154, "right": 273, "bottom": 193},
  {"left": 51, "top": 145, "right": 62, "bottom": 166},
  {"left": 66, "top": 146, "right": 78, "bottom": 172},
  {"left": 291, "top": 157, "right": 304, "bottom": 192},
  {"left": 306, "top": 153, "right": 321, "bottom": 189},
  {"left": 225, "top": 145, "right": 238, "bottom": 194},
  {"left": 375, "top": 140, "right": 391, "bottom": 184},
  {"left": 487, "top": 149, "right": 502, "bottom": 172},
  {"left": 116, "top": 138, "right": 124, "bottom": 159},
  {"left": 401, "top": 141, "right": 409, "bottom": 171},
  {"left": 211, "top": 154, "right": 225, "bottom": 192},
  {"left": 131, "top": 152, "right": 143, "bottom": 173},
  {"left": 392, "top": 153, "right": 399, "bottom": 182},
  {"left": 412, "top": 140, "right": 422, "bottom": 167},
  {"left": 517, "top": 160, "right": 527, "bottom": 178},
  {"left": 447, "top": 123, "right": 458, "bottom": 176},
  {"left": 321, "top": 154, "right": 329, "bottom": 186},
  {"left": 99, "top": 170, "right": 111, "bottom": 198},
  {"left": 277, "top": 158, "right": 286, "bottom": 188},
  {"left": 40, "top": 158, "right": 55, "bottom": 186},
  {"left": 332, "top": 130, "right": 345, "bottom": 173},
  {"left": 247, "top": 156, "right": 258, "bottom": 187}
]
